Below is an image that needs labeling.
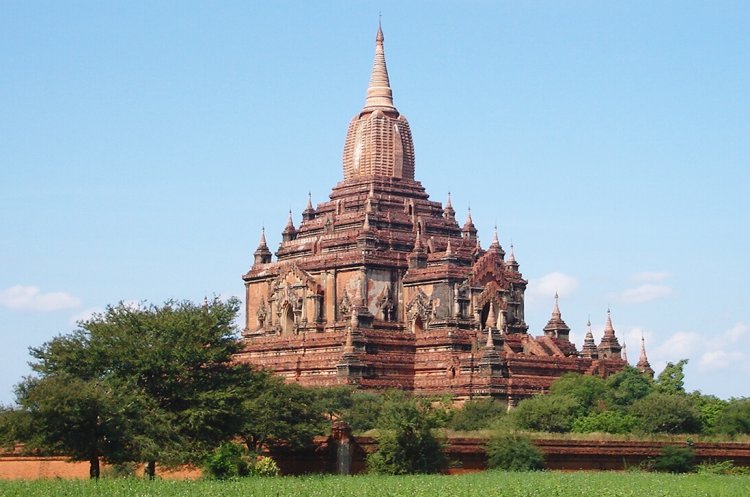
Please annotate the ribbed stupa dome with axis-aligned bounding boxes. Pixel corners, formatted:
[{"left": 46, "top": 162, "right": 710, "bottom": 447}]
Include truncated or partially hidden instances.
[{"left": 342, "top": 24, "right": 415, "bottom": 180}]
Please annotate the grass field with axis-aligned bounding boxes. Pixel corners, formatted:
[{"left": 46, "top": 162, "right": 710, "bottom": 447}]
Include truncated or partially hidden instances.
[{"left": 1, "top": 471, "right": 749, "bottom": 497}]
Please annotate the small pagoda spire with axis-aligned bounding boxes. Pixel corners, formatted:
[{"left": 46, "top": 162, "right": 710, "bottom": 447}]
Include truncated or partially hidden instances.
[
  {"left": 622, "top": 342, "right": 629, "bottom": 363},
  {"left": 253, "top": 227, "right": 272, "bottom": 265},
  {"left": 488, "top": 225, "right": 506, "bottom": 258},
  {"left": 443, "top": 192, "right": 456, "bottom": 221},
  {"left": 363, "top": 213, "right": 371, "bottom": 231},
  {"left": 597, "top": 308, "right": 622, "bottom": 359},
  {"left": 462, "top": 207, "right": 477, "bottom": 240},
  {"left": 408, "top": 231, "right": 427, "bottom": 269},
  {"left": 603, "top": 308, "right": 615, "bottom": 337},
  {"left": 636, "top": 335, "right": 655, "bottom": 377},
  {"left": 582, "top": 318, "right": 598, "bottom": 359},
  {"left": 508, "top": 242, "right": 517, "bottom": 263},
  {"left": 444, "top": 239, "right": 454, "bottom": 257},
  {"left": 553, "top": 292, "right": 561, "bottom": 317},
  {"left": 302, "top": 192, "right": 316, "bottom": 221},
  {"left": 362, "top": 21, "right": 396, "bottom": 113},
  {"left": 486, "top": 301, "right": 497, "bottom": 329},
  {"left": 543, "top": 292, "right": 570, "bottom": 340},
  {"left": 282, "top": 210, "right": 297, "bottom": 242}
]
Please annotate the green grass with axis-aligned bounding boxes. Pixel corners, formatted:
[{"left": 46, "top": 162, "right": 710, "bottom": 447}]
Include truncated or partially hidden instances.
[{"left": 1, "top": 471, "right": 749, "bottom": 497}]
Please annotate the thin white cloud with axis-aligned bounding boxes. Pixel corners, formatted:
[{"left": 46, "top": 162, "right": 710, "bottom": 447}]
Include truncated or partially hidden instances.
[
  {"left": 0, "top": 285, "right": 81, "bottom": 312},
  {"left": 618, "top": 284, "right": 673, "bottom": 304},
  {"left": 653, "top": 331, "right": 701, "bottom": 359},
  {"left": 631, "top": 271, "right": 670, "bottom": 283},
  {"left": 527, "top": 272, "right": 579, "bottom": 300},
  {"left": 724, "top": 322, "right": 748, "bottom": 343},
  {"left": 699, "top": 350, "right": 744, "bottom": 372},
  {"left": 68, "top": 307, "right": 104, "bottom": 326}
]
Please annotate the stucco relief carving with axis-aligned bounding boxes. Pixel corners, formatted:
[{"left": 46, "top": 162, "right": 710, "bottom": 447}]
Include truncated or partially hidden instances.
[{"left": 406, "top": 289, "right": 433, "bottom": 326}]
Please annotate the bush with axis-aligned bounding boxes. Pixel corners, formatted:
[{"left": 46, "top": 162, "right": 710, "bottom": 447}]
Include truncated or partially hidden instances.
[
  {"left": 696, "top": 460, "right": 750, "bottom": 475},
  {"left": 571, "top": 410, "right": 638, "bottom": 434},
  {"left": 713, "top": 398, "right": 750, "bottom": 436},
  {"left": 511, "top": 394, "right": 578, "bottom": 433},
  {"left": 486, "top": 431, "right": 544, "bottom": 471},
  {"left": 367, "top": 395, "right": 446, "bottom": 474},
  {"left": 653, "top": 445, "right": 695, "bottom": 473},
  {"left": 252, "top": 455, "right": 280, "bottom": 477},
  {"left": 204, "top": 442, "right": 251, "bottom": 479},
  {"left": 629, "top": 393, "right": 701, "bottom": 434},
  {"left": 448, "top": 399, "right": 506, "bottom": 432}
]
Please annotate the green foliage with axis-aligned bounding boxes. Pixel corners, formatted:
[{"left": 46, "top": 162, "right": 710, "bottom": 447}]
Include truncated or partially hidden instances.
[
  {"left": 696, "top": 460, "right": 750, "bottom": 475},
  {"left": 342, "top": 390, "right": 388, "bottom": 433},
  {"left": 313, "top": 386, "right": 355, "bottom": 423},
  {"left": 15, "top": 298, "right": 267, "bottom": 477},
  {"left": 652, "top": 445, "right": 695, "bottom": 473},
  {"left": 511, "top": 394, "right": 578, "bottom": 433},
  {"left": 448, "top": 399, "right": 506, "bottom": 432},
  {"left": 571, "top": 410, "right": 638, "bottom": 434},
  {"left": 655, "top": 360, "right": 688, "bottom": 395},
  {"left": 690, "top": 393, "right": 729, "bottom": 434},
  {"left": 367, "top": 394, "right": 446, "bottom": 474},
  {"left": 4, "top": 471, "right": 750, "bottom": 497},
  {"left": 203, "top": 442, "right": 252, "bottom": 479},
  {"left": 239, "top": 378, "right": 324, "bottom": 451},
  {"left": 713, "top": 398, "right": 750, "bottom": 436},
  {"left": 0, "top": 406, "right": 31, "bottom": 450},
  {"left": 605, "top": 366, "right": 654, "bottom": 409},
  {"left": 629, "top": 393, "right": 701, "bottom": 433},
  {"left": 485, "top": 431, "right": 544, "bottom": 471},
  {"left": 549, "top": 373, "right": 608, "bottom": 415},
  {"left": 252, "top": 455, "right": 281, "bottom": 477}
]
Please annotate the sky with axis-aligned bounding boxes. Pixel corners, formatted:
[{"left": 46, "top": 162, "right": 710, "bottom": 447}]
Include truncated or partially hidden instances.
[{"left": 1, "top": 1, "right": 748, "bottom": 405}]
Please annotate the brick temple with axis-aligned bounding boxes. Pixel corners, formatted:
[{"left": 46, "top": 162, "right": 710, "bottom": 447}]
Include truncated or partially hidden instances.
[{"left": 236, "top": 25, "right": 651, "bottom": 404}]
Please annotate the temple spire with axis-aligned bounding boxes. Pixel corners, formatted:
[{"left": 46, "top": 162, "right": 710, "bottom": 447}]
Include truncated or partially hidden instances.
[
  {"left": 636, "top": 335, "right": 655, "bottom": 377},
  {"left": 363, "top": 21, "right": 396, "bottom": 113},
  {"left": 253, "top": 227, "right": 272, "bottom": 265}
]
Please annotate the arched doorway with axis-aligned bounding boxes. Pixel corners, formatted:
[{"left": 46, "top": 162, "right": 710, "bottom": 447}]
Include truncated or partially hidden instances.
[{"left": 281, "top": 304, "right": 295, "bottom": 335}]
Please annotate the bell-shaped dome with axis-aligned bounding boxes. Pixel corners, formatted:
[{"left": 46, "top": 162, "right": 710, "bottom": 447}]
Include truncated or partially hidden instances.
[{"left": 342, "top": 25, "right": 415, "bottom": 180}]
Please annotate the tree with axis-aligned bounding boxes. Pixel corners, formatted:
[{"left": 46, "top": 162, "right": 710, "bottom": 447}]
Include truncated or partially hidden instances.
[
  {"left": 571, "top": 410, "right": 638, "bottom": 434},
  {"left": 0, "top": 406, "right": 31, "bottom": 451},
  {"left": 367, "top": 394, "right": 446, "bottom": 474},
  {"left": 343, "top": 391, "right": 386, "bottom": 433},
  {"left": 16, "top": 298, "right": 263, "bottom": 478},
  {"left": 655, "top": 359, "right": 689, "bottom": 395},
  {"left": 486, "top": 431, "right": 544, "bottom": 471},
  {"left": 239, "top": 378, "right": 324, "bottom": 452},
  {"left": 511, "top": 394, "right": 578, "bottom": 433},
  {"left": 713, "top": 398, "right": 750, "bottom": 436},
  {"left": 605, "top": 365, "right": 654, "bottom": 408},
  {"left": 448, "top": 398, "right": 507, "bottom": 432},
  {"left": 549, "top": 373, "right": 608, "bottom": 415},
  {"left": 629, "top": 393, "right": 701, "bottom": 433}
]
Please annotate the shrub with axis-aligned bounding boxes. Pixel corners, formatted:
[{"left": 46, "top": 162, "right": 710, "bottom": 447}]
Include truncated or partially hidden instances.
[
  {"left": 653, "top": 445, "right": 695, "bottom": 473},
  {"left": 511, "top": 394, "right": 578, "bottom": 433},
  {"left": 571, "top": 410, "right": 638, "bottom": 434},
  {"left": 629, "top": 393, "right": 701, "bottom": 433},
  {"left": 448, "top": 399, "right": 506, "bottom": 432},
  {"left": 486, "top": 431, "right": 544, "bottom": 471},
  {"left": 367, "top": 396, "right": 446, "bottom": 474},
  {"left": 696, "top": 460, "right": 750, "bottom": 475},
  {"left": 204, "top": 442, "right": 251, "bottom": 479},
  {"left": 252, "top": 455, "right": 280, "bottom": 477}
]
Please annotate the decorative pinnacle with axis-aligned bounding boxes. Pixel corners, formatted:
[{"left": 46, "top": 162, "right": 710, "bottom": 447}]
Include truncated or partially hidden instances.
[
  {"left": 258, "top": 227, "right": 267, "bottom": 247},
  {"left": 446, "top": 192, "right": 452, "bottom": 208},
  {"left": 639, "top": 335, "right": 649, "bottom": 362},
  {"left": 363, "top": 213, "right": 371, "bottom": 231},
  {"left": 363, "top": 21, "right": 395, "bottom": 112},
  {"left": 604, "top": 308, "right": 615, "bottom": 336},
  {"left": 552, "top": 292, "right": 561, "bottom": 318},
  {"left": 445, "top": 239, "right": 453, "bottom": 256},
  {"left": 490, "top": 225, "right": 500, "bottom": 247},
  {"left": 306, "top": 192, "right": 313, "bottom": 210}
]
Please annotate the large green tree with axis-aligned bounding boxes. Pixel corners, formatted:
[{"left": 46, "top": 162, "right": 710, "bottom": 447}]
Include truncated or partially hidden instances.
[{"left": 16, "top": 298, "right": 263, "bottom": 478}]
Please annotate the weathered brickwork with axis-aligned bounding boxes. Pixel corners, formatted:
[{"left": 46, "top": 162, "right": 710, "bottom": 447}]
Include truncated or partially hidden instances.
[{"left": 235, "top": 25, "right": 648, "bottom": 405}]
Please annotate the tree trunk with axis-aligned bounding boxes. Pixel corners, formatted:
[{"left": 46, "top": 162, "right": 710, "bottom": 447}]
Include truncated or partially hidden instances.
[
  {"left": 89, "top": 456, "right": 100, "bottom": 479},
  {"left": 146, "top": 460, "right": 156, "bottom": 480}
]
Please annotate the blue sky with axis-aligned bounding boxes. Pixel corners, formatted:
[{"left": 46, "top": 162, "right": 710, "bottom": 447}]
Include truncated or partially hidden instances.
[{"left": 1, "top": 1, "right": 748, "bottom": 404}]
